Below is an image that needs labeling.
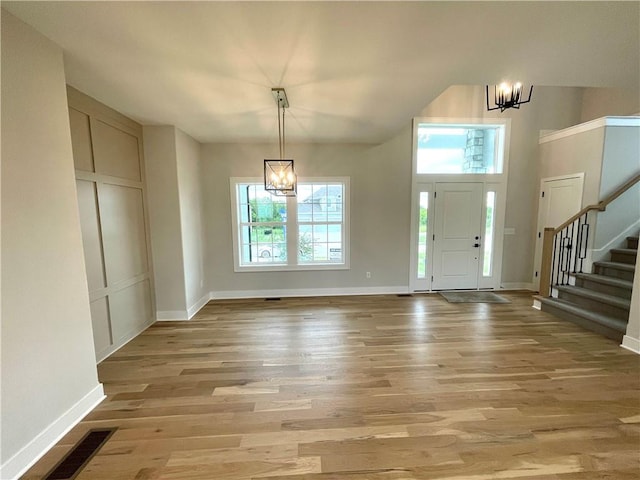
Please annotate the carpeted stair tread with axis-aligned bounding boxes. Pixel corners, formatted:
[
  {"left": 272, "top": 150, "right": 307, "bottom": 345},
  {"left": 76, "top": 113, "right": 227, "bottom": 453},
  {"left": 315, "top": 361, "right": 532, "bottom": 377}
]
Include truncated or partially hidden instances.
[
  {"left": 555, "top": 285, "right": 631, "bottom": 309},
  {"left": 593, "top": 260, "right": 635, "bottom": 271},
  {"left": 540, "top": 297, "right": 628, "bottom": 333},
  {"left": 611, "top": 248, "right": 637, "bottom": 254},
  {"left": 572, "top": 273, "right": 633, "bottom": 290}
]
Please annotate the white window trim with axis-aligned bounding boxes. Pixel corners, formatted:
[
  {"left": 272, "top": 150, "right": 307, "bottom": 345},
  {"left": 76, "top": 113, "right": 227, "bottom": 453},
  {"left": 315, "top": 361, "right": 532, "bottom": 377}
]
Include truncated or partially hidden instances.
[
  {"left": 230, "top": 177, "right": 350, "bottom": 272},
  {"left": 412, "top": 117, "right": 511, "bottom": 180},
  {"left": 409, "top": 117, "right": 510, "bottom": 291}
]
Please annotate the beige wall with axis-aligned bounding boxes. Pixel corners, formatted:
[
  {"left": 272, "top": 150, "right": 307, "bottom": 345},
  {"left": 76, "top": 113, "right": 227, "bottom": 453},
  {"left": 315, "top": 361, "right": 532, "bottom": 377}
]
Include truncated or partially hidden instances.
[
  {"left": 202, "top": 135, "right": 412, "bottom": 295},
  {"left": 594, "top": 126, "right": 640, "bottom": 249},
  {"left": 538, "top": 122, "right": 639, "bottom": 256},
  {"left": 203, "top": 85, "right": 630, "bottom": 292},
  {"left": 144, "top": 126, "right": 207, "bottom": 317},
  {"left": 143, "top": 126, "right": 187, "bottom": 317},
  {"left": 175, "top": 129, "right": 207, "bottom": 311},
  {"left": 1, "top": 11, "right": 102, "bottom": 477},
  {"left": 418, "top": 85, "right": 584, "bottom": 284},
  {"left": 580, "top": 87, "right": 640, "bottom": 123},
  {"left": 539, "top": 127, "right": 605, "bottom": 206}
]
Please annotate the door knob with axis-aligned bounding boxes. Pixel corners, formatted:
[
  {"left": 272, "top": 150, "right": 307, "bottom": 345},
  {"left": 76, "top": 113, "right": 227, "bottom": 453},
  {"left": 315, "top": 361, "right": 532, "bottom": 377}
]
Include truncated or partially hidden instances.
[{"left": 473, "top": 243, "right": 481, "bottom": 248}]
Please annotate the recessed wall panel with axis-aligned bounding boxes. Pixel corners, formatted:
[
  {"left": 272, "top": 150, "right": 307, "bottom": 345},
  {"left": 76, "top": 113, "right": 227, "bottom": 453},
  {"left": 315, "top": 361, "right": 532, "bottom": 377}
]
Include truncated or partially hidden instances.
[
  {"left": 89, "top": 297, "right": 112, "bottom": 359},
  {"left": 69, "top": 107, "right": 94, "bottom": 172},
  {"left": 92, "top": 119, "right": 141, "bottom": 181},
  {"left": 109, "top": 280, "right": 152, "bottom": 344},
  {"left": 76, "top": 179, "right": 107, "bottom": 291},
  {"left": 99, "top": 184, "right": 148, "bottom": 285}
]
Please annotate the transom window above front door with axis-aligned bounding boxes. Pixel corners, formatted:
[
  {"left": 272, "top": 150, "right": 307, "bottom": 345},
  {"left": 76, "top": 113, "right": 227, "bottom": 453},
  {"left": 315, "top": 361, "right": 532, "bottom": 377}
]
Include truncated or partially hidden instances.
[{"left": 415, "top": 124, "right": 506, "bottom": 174}]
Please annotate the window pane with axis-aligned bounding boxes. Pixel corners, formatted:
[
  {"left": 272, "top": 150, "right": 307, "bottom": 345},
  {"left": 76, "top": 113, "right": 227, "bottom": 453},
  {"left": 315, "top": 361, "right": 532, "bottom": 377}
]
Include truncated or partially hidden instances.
[
  {"left": 328, "top": 243, "right": 342, "bottom": 262},
  {"left": 312, "top": 203, "right": 328, "bottom": 222},
  {"left": 237, "top": 183, "right": 287, "bottom": 266},
  {"left": 313, "top": 244, "right": 328, "bottom": 262},
  {"left": 312, "top": 224, "right": 328, "bottom": 243},
  {"left": 416, "top": 125, "right": 503, "bottom": 174},
  {"left": 233, "top": 179, "right": 347, "bottom": 269},
  {"left": 417, "top": 192, "right": 428, "bottom": 279},
  {"left": 241, "top": 227, "right": 287, "bottom": 265},
  {"left": 483, "top": 191, "right": 496, "bottom": 277},
  {"left": 296, "top": 182, "right": 346, "bottom": 265},
  {"left": 327, "top": 224, "right": 341, "bottom": 242}
]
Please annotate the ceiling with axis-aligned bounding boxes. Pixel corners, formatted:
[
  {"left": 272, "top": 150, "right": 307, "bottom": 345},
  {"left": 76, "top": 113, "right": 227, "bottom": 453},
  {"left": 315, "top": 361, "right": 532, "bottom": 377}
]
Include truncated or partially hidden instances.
[{"left": 4, "top": 1, "right": 639, "bottom": 144}]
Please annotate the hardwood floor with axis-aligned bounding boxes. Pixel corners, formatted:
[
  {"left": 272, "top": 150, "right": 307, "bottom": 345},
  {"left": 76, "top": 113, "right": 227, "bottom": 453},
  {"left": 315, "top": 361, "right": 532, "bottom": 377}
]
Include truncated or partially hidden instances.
[{"left": 22, "top": 292, "right": 640, "bottom": 479}]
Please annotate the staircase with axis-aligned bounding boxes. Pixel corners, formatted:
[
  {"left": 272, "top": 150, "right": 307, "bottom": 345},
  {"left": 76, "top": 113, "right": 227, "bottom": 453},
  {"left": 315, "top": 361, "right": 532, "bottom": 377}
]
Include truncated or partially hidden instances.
[{"left": 539, "top": 235, "right": 637, "bottom": 342}]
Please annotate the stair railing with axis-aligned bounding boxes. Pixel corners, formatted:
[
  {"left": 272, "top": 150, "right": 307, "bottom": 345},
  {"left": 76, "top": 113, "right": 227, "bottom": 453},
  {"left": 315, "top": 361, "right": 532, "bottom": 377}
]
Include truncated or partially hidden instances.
[{"left": 539, "top": 173, "right": 640, "bottom": 297}]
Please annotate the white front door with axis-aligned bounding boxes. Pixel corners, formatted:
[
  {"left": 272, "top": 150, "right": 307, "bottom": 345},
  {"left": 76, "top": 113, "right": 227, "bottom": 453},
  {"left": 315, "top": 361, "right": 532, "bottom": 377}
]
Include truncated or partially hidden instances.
[
  {"left": 532, "top": 174, "right": 584, "bottom": 289},
  {"left": 432, "top": 183, "right": 483, "bottom": 290}
]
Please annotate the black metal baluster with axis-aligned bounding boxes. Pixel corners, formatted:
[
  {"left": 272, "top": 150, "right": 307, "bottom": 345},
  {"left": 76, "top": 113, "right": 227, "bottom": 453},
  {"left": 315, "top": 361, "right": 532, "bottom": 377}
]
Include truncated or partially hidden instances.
[
  {"left": 578, "top": 215, "right": 589, "bottom": 273},
  {"left": 552, "top": 233, "right": 558, "bottom": 292},
  {"left": 574, "top": 217, "right": 583, "bottom": 274}
]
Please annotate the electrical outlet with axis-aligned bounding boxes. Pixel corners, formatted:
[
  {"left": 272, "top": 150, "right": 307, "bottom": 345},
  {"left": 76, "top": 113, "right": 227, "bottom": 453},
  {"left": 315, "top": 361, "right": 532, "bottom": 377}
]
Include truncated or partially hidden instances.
[{"left": 366, "top": 272, "right": 371, "bottom": 279}]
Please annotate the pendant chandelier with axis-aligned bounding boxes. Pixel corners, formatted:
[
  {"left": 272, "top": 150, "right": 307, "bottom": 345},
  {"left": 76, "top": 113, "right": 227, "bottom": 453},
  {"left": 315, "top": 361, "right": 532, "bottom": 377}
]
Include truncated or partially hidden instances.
[
  {"left": 486, "top": 82, "right": 533, "bottom": 112},
  {"left": 264, "top": 87, "right": 296, "bottom": 197}
]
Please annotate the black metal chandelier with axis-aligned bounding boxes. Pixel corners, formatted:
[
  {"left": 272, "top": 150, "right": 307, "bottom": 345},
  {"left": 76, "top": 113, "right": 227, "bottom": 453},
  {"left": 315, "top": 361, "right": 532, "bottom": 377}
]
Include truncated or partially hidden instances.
[
  {"left": 486, "top": 83, "right": 533, "bottom": 112},
  {"left": 264, "top": 88, "right": 296, "bottom": 197}
]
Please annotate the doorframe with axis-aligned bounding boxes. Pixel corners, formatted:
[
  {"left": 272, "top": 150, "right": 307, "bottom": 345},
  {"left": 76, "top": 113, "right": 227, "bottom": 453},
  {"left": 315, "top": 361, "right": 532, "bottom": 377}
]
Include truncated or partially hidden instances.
[
  {"left": 409, "top": 117, "right": 510, "bottom": 292},
  {"left": 532, "top": 172, "right": 585, "bottom": 290}
]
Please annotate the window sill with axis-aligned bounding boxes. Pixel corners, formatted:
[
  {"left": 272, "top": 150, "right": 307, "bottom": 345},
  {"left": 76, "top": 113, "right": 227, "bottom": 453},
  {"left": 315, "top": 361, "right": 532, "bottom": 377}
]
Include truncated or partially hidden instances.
[{"left": 234, "top": 263, "right": 350, "bottom": 273}]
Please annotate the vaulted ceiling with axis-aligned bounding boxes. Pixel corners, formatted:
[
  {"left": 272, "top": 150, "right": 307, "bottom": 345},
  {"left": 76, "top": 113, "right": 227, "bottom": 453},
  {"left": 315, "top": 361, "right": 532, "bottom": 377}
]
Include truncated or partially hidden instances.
[{"left": 4, "top": 1, "right": 639, "bottom": 144}]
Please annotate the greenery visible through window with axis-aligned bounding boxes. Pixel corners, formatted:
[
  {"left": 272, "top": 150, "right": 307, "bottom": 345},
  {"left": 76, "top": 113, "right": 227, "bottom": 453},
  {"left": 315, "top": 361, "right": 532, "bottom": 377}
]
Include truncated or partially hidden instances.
[
  {"left": 237, "top": 185, "right": 287, "bottom": 264},
  {"left": 232, "top": 179, "right": 349, "bottom": 270},
  {"left": 417, "top": 192, "right": 428, "bottom": 278},
  {"left": 483, "top": 191, "right": 496, "bottom": 276}
]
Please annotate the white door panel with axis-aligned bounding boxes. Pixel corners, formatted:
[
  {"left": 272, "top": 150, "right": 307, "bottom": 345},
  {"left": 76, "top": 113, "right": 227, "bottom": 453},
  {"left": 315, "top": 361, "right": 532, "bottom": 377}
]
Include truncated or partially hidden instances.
[
  {"left": 432, "top": 183, "right": 483, "bottom": 290},
  {"left": 533, "top": 175, "right": 583, "bottom": 290}
]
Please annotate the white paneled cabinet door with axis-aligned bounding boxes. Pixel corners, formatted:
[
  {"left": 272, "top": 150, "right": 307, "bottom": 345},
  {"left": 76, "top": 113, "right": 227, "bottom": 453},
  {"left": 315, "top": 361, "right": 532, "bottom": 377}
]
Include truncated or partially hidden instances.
[
  {"left": 432, "top": 183, "right": 483, "bottom": 290},
  {"left": 68, "top": 86, "right": 154, "bottom": 362}
]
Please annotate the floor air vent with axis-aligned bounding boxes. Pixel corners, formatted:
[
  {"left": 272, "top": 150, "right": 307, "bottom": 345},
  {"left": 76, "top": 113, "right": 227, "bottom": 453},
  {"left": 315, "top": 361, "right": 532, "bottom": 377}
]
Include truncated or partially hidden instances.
[
  {"left": 397, "top": 294, "right": 413, "bottom": 297},
  {"left": 44, "top": 428, "right": 117, "bottom": 480},
  {"left": 265, "top": 297, "right": 281, "bottom": 301}
]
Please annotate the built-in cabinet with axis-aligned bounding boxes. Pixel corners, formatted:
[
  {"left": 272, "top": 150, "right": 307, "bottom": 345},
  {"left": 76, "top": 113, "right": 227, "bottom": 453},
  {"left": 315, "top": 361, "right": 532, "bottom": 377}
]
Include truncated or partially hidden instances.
[{"left": 68, "top": 86, "right": 155, "bottom": 362}]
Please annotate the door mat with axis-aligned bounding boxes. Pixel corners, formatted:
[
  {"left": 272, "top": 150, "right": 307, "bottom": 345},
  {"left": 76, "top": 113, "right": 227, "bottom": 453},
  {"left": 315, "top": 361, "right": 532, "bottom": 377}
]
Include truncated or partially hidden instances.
[{"left": 439, "top": 291, "right": 510, "bottom": 303}]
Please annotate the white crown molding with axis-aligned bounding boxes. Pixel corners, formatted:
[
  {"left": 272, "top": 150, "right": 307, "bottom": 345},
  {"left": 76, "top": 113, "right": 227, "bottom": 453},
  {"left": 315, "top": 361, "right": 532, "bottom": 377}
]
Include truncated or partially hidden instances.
[{"left": 539, "top": 116, "right": 640, "bottom": 144}]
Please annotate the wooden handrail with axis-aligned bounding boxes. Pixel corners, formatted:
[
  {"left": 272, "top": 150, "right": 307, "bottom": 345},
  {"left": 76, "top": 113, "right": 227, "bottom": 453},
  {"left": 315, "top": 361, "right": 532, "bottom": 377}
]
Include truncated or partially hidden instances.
[
  {"left": 539, "top": 172, "right": 640, "bottom": 296},
  {"left": 553, "top": 172, "right": 640, "bottom": 234}
]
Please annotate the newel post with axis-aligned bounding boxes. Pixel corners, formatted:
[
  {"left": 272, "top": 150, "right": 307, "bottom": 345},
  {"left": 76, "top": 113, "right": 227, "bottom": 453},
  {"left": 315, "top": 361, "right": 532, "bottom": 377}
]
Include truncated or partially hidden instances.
[{"left": 539, "top": 228, "right": 555, "bottom": 297}]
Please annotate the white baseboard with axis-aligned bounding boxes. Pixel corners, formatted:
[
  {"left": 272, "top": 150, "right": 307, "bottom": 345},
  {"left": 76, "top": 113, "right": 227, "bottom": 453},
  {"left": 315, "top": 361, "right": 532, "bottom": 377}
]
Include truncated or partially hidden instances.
[
  {"left": 500, "top": 282, "right": 535, "bottom": 291},
  {"left": 156, "top": 310, "right": 189, "bottom": 321},
  {"left": 156, "top": 292, "right": 212, "bottom": 321},
  {"left": 532, "top": 298, "right": 542, "bottom": 310},
  {"left": 0, "top": 384, "right": 105, "bottom": 480},
  {"left": 211, "top": 286, "right": 409, "bottom": 300},
  {"left": 187, "top": 292, "right": 213, "bottom": 319},
  {"left": 621, "top": 335, "right": 640, "bottom": 354},
  {"left": 95, "top": 316, "right": 155, "bottom": 363},
  {"left": 590, "top": 220, "right": 640, "bottom": 264}
]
